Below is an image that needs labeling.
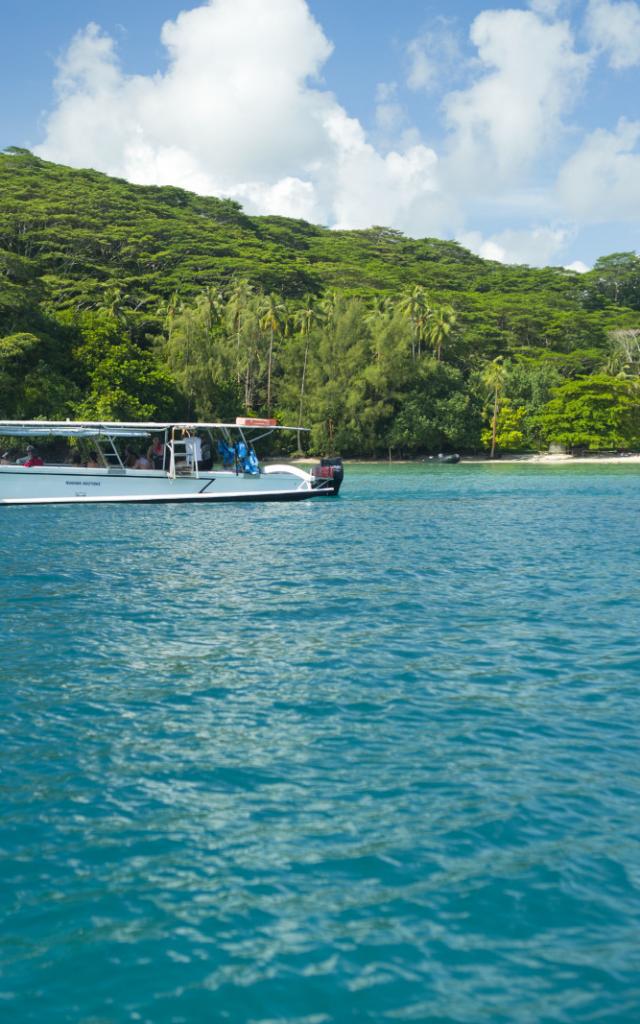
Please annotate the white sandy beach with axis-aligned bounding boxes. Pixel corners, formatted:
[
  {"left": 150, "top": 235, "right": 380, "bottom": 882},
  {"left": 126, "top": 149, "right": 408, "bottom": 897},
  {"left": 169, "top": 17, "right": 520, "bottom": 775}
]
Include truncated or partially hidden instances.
[
  {"left": 468, "top": 453, "right": 640, "bottom": 465},
  {"left": 291, "top": 454, "right": 640, "bottom": 466}
]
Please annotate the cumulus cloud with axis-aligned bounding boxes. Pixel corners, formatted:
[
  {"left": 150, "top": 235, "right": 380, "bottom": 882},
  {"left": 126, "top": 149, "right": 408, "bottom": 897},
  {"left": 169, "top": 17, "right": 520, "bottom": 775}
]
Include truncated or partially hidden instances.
[
  {"left": 458, "top": 225, "right": 570, "bottom": 266},
  {"left": 374, "top": 82, "right": 406, "bottom": 136},
  {"left": 405, "top": 21, "right": 462, "bottom": 92},
  {"left": 444, "top": 9, "right": 588, "bottom": 185},
  {"left": 585, "top": 0, "right": 640, "bottom": 69},
  {"left": 528, "top": 0, "right": 565, "bottom": 17},
  {"left": 35, "top": 0, "right": 442, "bottom": 237},
  {"left": 32, "top": 0, "right": 638, "bottom": 268},
  {"left": 407, "top": 38, "right": 436, "bottom": 91},
  {"left": 557, "top": 117, "right": 640, "bottom": 220}
]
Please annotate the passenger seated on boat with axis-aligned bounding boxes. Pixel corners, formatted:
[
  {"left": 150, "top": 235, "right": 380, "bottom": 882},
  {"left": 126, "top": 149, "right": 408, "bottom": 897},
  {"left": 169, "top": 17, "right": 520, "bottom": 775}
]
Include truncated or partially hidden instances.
[
  {"left": 65, "top": 450, "right": 82, "bottom": 466},
  {"left": 1, "top": 451, "right": 11, "bottom": 464},
  {"left": 133, "top": 453, "right": 152, "bottom": 469},
  {"left": 198, "top": 436, "right": 213, "bottom": 472},
  {"left": 23, "top": 445, "right": 44, "bottom": 468},
  {"left": 85, "top": 451, "right": 100, "bottom": 468},
  {"left": 123, "top": 446, "right": 138, "bottom": 468},
  {"left": 147, "top": 436, "right": 165, "bottom": 470}
]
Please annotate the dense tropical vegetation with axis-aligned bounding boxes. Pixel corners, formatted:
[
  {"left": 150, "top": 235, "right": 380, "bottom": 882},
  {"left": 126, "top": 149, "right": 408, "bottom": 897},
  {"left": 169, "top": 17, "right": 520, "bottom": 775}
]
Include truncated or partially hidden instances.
[{"left": 1, "top": 147, "right": 639, "bottom": 455}]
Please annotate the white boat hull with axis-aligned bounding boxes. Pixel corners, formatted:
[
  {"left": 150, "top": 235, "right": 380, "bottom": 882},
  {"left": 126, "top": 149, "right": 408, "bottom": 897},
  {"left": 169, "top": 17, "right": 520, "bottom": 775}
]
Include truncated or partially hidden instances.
[{"left": 0, "top": 464, "right": 329, "bottom": 506}]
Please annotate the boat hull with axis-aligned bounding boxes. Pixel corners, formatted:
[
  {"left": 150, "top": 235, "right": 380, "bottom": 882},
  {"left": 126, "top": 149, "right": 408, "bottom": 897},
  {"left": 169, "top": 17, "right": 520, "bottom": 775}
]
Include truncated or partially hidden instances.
[{"left": 0, "top": 465, "right": 334, "bottom": 506}]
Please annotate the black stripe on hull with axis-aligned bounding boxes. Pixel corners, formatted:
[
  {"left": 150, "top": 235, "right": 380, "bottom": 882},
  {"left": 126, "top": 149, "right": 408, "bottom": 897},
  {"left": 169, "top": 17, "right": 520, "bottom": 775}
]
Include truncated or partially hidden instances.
[{"left": 0, "top": 489, "right": 338, "bottom": 507}]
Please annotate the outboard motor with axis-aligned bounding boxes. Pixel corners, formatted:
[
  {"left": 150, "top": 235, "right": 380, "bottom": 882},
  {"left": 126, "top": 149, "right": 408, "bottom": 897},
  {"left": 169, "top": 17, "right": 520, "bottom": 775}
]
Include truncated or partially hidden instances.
[{"left": 311, "top": 456, "right": 344, "bottom": 495}]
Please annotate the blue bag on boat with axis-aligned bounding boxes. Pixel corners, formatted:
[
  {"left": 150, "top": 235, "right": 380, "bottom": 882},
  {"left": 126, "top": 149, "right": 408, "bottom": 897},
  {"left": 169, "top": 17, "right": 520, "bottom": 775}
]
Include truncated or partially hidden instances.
[
  {"left": 243, "top": 448, "right": 260, "bottom": 475},
  {"left": 217, "top": 440, "right": 235, "bottom": 467}
]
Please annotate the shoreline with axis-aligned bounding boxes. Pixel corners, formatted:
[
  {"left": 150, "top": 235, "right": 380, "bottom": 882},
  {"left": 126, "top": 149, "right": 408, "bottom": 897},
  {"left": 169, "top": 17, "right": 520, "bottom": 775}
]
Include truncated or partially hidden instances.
[{"left": 289, "top": 453, "right": 640, "bottom": 466}]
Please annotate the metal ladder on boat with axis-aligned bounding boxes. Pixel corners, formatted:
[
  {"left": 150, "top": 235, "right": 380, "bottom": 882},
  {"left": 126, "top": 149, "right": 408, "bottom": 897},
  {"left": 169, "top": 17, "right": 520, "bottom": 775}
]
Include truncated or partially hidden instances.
[{"left": 167, "top": 431, "right": 199, "bottom": 480}]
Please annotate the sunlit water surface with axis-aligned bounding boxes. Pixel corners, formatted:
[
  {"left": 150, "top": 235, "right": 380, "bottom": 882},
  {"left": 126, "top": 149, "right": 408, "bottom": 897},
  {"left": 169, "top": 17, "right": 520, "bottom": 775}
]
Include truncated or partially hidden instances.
[{"left": 2, "top": 464, "right": 640, "bottom": 1023}]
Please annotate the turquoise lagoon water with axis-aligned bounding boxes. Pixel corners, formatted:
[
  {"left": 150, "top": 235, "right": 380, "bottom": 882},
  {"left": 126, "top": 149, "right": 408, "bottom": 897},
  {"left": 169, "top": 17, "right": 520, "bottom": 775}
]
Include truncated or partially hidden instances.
[{"left": 2, "top": 463, "right": 640, "bottom": 1023}]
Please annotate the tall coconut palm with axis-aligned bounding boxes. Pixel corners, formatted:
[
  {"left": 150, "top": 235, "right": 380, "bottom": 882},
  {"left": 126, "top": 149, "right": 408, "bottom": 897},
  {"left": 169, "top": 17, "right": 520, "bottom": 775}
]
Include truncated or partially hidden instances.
[
  {"left": 102, "top": 285, "right": 128, "bottom": 329},
  {"left": 226, "top": 277, "right": 254, "bottom": 387},
  {"left": 483, "top": 356, "right": 507, "bottom": 459},
  {"left": 429, "top": 304, "right": 457, "bottom": 362},
  {"left": 293, "top": 295, "right": 323, "bottom": 449},
  {"left": 158, "top": 290, "right": 182, "bottom": 344},
  {"left": 194, "top": 287, "right": 225, "bottom": 334},
  {"left": 318, "top": 290, "right": 339, "bottom": 330},
  {"left": 258, "top": 293, "right": 286, "bottom": 415},
  {"left": 398, "top": 285, "right": 430, "bottom": 360},
  {"left": 364, "top": 294, "right": 395, "bottom": 366}
]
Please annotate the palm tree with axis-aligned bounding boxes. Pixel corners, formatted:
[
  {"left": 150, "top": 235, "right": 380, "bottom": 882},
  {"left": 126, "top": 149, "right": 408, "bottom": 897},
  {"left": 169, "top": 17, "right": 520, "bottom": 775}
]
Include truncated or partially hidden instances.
[
  {"left": 363, "top": 296, "right": 394, "bottom": 360},
  {"left": 318, "top": 290, "right": 338, "bottom": 329},
  {"left": 429, "top": 304, "right": 457, "bottom": 362},
  {"left": 483, "top": 356, "right": 507, "bottom": 459},
  {"left": 258, "top": 293, "right": 286, "bottom": 415},
  {"left": 293, "top": 295, "right": 323, "bottom": 450},
  {"left": 398, "top": 285, "right": 430, "bottom": 360},
  {"left": 199, "top": 286, "right": 225, "bottom": 329},
  {"left": 605, "top": 328, "right": 640, "bottom": 377},
  {"left": 157, "top": 290, "right": 181, "bottom": 344},
  {"left": 102, "top": 285, "right": 128, "bottom": 329},
  {"left": 226, "top": 277, "right": 254, "bottom": 387}
]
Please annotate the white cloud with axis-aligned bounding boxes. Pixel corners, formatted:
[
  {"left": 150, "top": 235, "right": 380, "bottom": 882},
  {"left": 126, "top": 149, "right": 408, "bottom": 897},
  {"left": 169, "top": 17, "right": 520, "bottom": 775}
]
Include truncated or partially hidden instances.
[
  {"left": 31, "top": 0, "right": 635, "bottom": 268},
  {"left": 528, "top": 0, "right": 564, "bottom": 17},
  {"left": 444, "top": 10, "right": 588, "bottom": 185},
  {"left": 407, "top": 37, "right": 437, "bottom": 91},
  {"left": 35, "top": 0, "right": 444, "bottom": 239},
  {"left": 585, "top": 0, "right": 640, "bottom": 69},
  {"left": 320, "top": 108, "right": 445, "bottom": 234},
  {"left": 458, "top": 225, "right": 570, "bottom": 265},
  {"left": 374, "top": 82, "right": 406, "bottom": 136},
  {"left": 405, "top": 22, "right": 461, "bottom": 93},
  {"left": 557, "top": 118, "right": 640, "bottom": 220},
  {"left": 565, "top": 260, "right": 590, "bottom": 272}
]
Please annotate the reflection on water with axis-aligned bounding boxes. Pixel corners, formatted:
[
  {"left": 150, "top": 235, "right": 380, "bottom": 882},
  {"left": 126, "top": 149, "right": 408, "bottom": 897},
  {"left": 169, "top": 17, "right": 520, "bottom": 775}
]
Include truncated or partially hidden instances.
[{"left": 2, "top": 464, "right": 640, "bottom": 1022}]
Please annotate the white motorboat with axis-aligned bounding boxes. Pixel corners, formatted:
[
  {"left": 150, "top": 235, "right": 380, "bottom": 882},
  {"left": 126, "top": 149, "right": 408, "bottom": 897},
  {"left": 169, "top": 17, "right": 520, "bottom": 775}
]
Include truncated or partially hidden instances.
[{"left": 0, "top": 419, "right": 343, "bottom": 506}]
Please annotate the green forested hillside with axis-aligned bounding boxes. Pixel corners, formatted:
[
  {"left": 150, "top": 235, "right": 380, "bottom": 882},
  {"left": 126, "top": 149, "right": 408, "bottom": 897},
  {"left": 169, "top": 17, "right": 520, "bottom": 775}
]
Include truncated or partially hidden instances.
[{"left": 1, "top": 147, "right": 639, "bottom": 455}]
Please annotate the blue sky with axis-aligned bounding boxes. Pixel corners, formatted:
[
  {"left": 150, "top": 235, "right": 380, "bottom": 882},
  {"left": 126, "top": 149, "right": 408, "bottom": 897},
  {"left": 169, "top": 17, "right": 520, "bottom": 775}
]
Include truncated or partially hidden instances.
[{"left": 2, "top": 0, "right": 640, "bottom": 268}]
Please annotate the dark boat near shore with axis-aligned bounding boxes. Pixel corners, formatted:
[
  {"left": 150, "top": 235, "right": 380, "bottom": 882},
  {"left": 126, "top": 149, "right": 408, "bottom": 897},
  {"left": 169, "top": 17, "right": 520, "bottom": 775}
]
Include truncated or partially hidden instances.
[{"left": 426, "top": 453, "right": 461, "bottom": 464}]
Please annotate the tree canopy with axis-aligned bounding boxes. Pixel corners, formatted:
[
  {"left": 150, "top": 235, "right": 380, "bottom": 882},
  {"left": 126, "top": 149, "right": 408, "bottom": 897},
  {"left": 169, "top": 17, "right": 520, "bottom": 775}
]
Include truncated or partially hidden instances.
[{"left": 1, "top": 148, "right": 639, "bottom": 455}]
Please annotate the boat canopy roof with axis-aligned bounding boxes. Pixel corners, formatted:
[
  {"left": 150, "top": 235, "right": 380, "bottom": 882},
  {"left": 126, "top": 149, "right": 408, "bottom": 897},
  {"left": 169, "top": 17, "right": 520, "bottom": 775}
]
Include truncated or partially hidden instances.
[
  {"left": 0, "top": 423, "right": 152, "bottom": 439},
  {"left": 0, "top": 420, "right": 308, "bottom": 438}
]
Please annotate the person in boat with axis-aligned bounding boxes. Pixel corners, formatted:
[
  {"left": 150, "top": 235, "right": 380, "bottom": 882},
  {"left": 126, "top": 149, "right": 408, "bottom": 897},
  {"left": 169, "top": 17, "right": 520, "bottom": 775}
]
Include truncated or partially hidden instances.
[
  {"left": 85, "top": 451, "right": 100, "bottom": 468},
  {"left": 198, "top": 435, "right": 213, "bottom": 472},
  {"left": 123, "top": 446, "right": 138, "bottom": 468},
  {"left": 133, "top": 452, "right": 152, "bottom": 469},
  {"left": 23, "top": 445, "right": 44, "bottom": 468},
  {"left": 183, "top": 434, "right": 202, "bottom": 468},
  {"left": 146, "top": 435, "right": 165, "bottom": 470}
]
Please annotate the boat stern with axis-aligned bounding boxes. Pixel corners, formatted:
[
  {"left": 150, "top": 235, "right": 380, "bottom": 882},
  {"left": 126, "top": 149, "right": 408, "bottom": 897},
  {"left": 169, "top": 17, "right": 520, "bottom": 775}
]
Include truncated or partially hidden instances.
[{"left": 311, "top": 457, "right": 344, "bottom": 495}]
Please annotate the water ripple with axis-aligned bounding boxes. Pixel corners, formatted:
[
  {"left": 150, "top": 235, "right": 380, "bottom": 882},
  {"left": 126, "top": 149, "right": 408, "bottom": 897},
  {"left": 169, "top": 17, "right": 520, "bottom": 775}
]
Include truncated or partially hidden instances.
[{"left": 2, "top": 465, "right": 640, "bottom": 1022}]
